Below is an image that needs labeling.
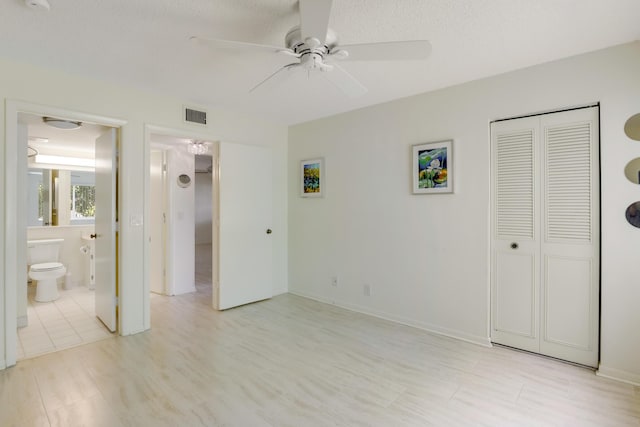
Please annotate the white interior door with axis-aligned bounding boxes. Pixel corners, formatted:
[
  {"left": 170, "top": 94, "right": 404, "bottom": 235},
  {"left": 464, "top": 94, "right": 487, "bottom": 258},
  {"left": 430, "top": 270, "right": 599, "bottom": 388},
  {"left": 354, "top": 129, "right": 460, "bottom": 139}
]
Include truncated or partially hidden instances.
[
  {"left": 217, "top": 142, "right": 273, "bottom": 310},
  {"left": 491, "top": 107, "right": 599, "bottom": 367},
  {"left": 95, "top": 128, "right": 117, "bottom": 331}
]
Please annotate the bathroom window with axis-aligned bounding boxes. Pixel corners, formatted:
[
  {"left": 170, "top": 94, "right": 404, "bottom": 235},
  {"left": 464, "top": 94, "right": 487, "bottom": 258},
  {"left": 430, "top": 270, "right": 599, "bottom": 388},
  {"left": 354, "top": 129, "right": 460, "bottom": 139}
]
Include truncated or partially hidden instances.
[
  {"left": 70, "top": 170, "right": 96, "bottom": 223},
  {"left": 70, "top": 184, "right": 95, "bottom": 219}
]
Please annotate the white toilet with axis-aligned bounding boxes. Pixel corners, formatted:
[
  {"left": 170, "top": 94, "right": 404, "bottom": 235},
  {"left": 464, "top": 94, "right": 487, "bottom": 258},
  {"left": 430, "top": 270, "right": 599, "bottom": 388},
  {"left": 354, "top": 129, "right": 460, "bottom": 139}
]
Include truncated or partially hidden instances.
[{"left": 27, "top": 239, "right": 67, "bottom": 302}]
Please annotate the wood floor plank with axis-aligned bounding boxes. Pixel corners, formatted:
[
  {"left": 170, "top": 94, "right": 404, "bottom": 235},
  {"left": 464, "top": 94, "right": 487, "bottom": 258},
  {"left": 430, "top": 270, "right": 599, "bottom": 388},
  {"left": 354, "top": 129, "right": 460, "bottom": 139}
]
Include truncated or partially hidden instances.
[{"left": 2, "top": 278, "right": 639, "bottom": 426}]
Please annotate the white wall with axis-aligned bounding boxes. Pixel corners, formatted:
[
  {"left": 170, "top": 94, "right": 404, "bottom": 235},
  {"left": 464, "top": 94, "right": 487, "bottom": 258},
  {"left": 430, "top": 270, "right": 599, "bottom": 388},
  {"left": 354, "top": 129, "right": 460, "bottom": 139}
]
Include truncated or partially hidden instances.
[
  {"left": 195, "top": 172, "right": 213, "bottom": 245},
  {"left": 0, "top": 56, "right": 288, "bottom": 369},
  {"left": 166, "top": 148, "right": 195, "bottom": 295},
  {"left": 288, "top": 42, "right": 640, "bottom": 385}
]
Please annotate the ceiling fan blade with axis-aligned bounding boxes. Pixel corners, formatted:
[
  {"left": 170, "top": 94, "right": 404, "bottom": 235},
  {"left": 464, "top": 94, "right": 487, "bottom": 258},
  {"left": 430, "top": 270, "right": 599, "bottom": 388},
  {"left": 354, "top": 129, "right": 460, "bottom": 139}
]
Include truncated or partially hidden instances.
[
  {"left": 250, "top": 63, "right": 301, "bottom": 94},
  {"left": 190, "top": 35, "right": 292, "bottom": 55},
  {"left": 321, "top": 64, "right": 367, "bottom": 98},
  {"left": 299, "top": 0, "right": 333, "bottom": 44},
  {"left": 334, "top": 40, "right": 432, "bottom": 61}
]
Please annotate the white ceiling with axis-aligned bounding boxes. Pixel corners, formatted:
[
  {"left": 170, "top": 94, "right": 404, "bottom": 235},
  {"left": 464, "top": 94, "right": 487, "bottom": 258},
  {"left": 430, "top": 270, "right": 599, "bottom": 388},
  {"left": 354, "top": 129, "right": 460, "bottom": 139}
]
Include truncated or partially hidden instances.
[
  {"left": 2, "top": 0, "right": 639, "bottom": 125},
  {"left": 20, "top": 112, "right": 108, "bottom": 157}
]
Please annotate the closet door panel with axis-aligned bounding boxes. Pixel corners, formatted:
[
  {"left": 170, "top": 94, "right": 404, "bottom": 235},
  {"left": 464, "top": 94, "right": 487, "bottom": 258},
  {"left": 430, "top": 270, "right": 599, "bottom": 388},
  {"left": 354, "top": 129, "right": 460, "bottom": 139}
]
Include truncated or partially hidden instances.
[
  {"left": 543, "top": 255, "right": 593, "bottom": 349},
  {"left": 490, "top": 117, "right": 540, "bottom": 352},
  {"left": 540, "top": 107, "right": 599, "bottom": 367}
]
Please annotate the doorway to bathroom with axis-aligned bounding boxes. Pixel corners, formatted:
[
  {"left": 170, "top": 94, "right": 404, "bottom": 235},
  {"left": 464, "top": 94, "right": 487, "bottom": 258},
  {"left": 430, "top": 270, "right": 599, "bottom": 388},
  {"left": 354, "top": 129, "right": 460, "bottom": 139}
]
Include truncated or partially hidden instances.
[{"left": 7, "top": 105, "right": 123, "bottom": 363}]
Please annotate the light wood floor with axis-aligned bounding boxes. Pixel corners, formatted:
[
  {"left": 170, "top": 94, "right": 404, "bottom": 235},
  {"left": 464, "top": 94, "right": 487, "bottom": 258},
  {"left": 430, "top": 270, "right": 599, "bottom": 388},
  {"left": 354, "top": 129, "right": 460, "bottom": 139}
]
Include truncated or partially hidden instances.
[{"left": 2, "top": 283, "right": 639, "bottom": 425}]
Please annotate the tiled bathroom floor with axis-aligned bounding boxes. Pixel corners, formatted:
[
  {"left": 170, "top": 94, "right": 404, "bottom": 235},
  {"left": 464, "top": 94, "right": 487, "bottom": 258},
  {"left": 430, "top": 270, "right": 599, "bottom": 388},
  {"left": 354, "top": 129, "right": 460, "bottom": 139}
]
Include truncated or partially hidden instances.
[{"left": 17, "top": 283, "right": 114, "bottom": 360}]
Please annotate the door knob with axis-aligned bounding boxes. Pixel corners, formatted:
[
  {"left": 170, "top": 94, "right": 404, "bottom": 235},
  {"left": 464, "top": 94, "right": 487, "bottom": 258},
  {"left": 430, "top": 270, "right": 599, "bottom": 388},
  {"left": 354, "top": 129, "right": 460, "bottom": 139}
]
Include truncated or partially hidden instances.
[
  {"left": 510, "top": 242, "right": 518, "bottom": 249},
  {"left": 90, "top": 233, "right": 97, "bottom": 239},
  {"left": 266, "top": 229, "right": 272, "bottom": 234}
]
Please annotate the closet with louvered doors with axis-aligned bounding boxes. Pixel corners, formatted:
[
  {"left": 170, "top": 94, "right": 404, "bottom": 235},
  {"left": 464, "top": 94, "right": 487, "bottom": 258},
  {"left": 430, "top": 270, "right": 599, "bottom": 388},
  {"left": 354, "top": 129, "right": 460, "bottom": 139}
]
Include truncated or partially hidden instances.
[{"left": 490, "top": 106, "right": 600, "bottom": 367}]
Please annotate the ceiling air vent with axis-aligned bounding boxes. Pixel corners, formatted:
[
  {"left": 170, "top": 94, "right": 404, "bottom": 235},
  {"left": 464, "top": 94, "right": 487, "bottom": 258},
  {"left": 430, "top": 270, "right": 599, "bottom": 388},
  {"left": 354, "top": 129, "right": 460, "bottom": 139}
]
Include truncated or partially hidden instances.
[{"left": 184, "top": 106, "right": 207, "bottom": 126}]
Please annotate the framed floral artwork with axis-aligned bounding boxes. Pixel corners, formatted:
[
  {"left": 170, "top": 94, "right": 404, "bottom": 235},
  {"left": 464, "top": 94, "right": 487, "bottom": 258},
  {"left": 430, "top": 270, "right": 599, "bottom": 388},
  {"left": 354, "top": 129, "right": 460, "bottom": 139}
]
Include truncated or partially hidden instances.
[
  {"left": 412, "top": 140, "right": 453, "bottom": 194},
  {"left": 301, "top": 158, "right": 324, "bottom": 197}
]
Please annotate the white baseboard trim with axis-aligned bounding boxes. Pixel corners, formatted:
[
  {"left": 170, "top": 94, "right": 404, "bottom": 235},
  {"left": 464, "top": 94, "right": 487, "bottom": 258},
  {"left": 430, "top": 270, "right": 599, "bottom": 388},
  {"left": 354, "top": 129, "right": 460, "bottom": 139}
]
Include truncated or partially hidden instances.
[
  {"left": 17, "top": 315, "right": 28, "bottom": 328},
  {"left": 0, "top": 359, "right": 5, "bottom": 370},
  {"left": 597, "top": 365, "right": 640, "bottom": 387},
  {"left": 288, "top": 290, "right": 492, "bottom": 348}
]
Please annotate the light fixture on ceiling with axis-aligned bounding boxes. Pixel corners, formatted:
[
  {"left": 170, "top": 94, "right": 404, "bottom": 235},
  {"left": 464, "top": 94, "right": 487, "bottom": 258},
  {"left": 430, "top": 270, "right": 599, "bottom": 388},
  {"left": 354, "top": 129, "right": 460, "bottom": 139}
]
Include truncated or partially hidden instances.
[
  {"left": 186, "top": 140, "right": 208, "bottom": 155},
  {"left": 43, "top": 117, "right": 82, "bottom": 130}
]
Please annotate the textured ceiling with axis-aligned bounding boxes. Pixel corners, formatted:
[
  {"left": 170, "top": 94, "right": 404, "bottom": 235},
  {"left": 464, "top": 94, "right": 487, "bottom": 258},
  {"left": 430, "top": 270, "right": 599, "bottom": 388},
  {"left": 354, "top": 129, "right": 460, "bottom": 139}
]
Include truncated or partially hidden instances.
[{"left": 2, "top": 0, "right": 639, "bottom": 125}]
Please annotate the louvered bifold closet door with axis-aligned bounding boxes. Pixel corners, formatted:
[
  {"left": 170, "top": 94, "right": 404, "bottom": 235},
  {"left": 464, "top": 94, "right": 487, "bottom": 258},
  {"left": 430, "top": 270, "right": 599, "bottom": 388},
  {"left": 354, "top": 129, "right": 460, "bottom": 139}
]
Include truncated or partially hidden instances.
[
  {"left": 490, "top": 116, "right": 541, "bottom": 354},
  {"left": 491, "top": 107, "right": 599, "bottom": 368},
  {"left": 539, "top": 107, "right": 599, "bottom": 367}
]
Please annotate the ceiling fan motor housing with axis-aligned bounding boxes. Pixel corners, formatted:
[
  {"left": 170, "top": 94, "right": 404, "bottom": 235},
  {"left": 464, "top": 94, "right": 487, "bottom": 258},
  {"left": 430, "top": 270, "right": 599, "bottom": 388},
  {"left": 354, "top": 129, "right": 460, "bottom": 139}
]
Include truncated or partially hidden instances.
[{"left": 285, "top": 26, "right": 338, "bottom": 70}]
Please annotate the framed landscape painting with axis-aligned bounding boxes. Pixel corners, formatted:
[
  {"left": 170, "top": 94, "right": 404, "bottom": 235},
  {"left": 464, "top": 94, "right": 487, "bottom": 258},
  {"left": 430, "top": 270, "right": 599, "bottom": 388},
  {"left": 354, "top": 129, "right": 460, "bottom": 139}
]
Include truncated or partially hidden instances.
[
  {"left": 412, "top": 140, "right": 453, "bottom": 194},
  {"left": 301, "top": 158, "right": 324, "bottom": 197}
]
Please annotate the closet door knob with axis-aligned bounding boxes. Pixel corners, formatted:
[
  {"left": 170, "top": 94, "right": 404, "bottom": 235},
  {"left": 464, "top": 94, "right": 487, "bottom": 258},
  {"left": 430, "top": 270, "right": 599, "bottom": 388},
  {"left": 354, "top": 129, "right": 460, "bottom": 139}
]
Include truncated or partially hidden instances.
[
  {"left": 510, "top": 242, "right": 519, "bottom": 249},
  {"left": 266, "top": 229, "right": 273, "bottom": 234}
]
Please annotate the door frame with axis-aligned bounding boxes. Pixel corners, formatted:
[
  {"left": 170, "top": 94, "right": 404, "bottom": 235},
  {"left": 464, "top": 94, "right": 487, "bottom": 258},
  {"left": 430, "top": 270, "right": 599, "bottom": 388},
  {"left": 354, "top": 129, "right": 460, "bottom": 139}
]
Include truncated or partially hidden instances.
[
  {"left": 149, "top": 149, "right": 168, "bottom": 296},
  {"left": 3, "top": 100, "right": 126, "bottom": 367},
  {"left": 143, "top": 125, "right": 220, "bottom": 324}
]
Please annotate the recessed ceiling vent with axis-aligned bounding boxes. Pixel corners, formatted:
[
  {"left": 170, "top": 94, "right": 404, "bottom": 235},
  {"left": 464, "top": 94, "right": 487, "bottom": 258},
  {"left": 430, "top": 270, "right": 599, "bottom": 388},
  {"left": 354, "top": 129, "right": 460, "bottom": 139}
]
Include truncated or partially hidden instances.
[{"left": 184, "top": 107, "right": 207, "bottom": 126}]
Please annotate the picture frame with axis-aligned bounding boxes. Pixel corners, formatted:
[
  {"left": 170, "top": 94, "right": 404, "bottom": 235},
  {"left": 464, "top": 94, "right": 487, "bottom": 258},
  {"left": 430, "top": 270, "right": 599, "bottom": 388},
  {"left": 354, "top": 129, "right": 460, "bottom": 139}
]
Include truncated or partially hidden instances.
[
  {"left": 412, "top": 140, "right": 453, "bottom": 194},
  {"left": 300, "top": 158, "right": 324, "bottom": 197}
]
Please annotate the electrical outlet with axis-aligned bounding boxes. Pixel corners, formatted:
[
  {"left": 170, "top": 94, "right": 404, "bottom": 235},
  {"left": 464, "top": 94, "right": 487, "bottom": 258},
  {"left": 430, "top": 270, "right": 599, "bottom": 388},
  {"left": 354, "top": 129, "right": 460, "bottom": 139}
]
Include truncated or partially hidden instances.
[
  {"left": 363, "top": 284, "right": 371, "bottom": 296},
  {"left": 331, "top": 276, "right": 338, "bottom": 287}
]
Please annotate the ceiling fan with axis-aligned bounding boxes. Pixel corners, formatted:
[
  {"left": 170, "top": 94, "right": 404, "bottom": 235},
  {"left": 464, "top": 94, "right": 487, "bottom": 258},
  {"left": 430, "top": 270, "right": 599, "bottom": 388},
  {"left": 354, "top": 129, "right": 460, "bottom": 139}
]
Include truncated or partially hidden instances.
[{"left": 190, "top": 0, "right": 431, "bottom": 97}]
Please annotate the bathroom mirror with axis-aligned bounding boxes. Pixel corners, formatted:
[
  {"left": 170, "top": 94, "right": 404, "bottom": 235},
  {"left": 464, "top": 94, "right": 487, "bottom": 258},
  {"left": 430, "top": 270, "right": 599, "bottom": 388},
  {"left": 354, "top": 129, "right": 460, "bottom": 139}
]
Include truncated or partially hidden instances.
[
  {"left": 624, "top": 113, "right": 640, "bottom": 141},
  {"left": 625, "top": 202, "right": 640, "bottom": 228},
  {"left": 624, "top": 158, "right": 640, "bottom": 184},
  {"left": 28, "top": 167, "right": 96, "bottom": 227}
]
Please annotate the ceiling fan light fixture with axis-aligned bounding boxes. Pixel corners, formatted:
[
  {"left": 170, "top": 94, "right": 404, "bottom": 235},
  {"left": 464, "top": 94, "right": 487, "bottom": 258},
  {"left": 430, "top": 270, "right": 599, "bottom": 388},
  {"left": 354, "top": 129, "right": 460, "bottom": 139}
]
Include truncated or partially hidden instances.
[
  {"left": 187, "top": 140, "right": 208, "bottom": 155},
  {"left": 43, "top": 117, "right": 82, "bottom": 130}
]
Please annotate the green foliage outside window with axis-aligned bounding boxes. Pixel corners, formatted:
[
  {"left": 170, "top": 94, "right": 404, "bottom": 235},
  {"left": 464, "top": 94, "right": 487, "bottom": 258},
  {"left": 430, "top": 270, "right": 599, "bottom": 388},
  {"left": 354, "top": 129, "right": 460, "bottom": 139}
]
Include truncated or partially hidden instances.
[{"left": 71, "top": 185, "right": 96, "bottom": 218}]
